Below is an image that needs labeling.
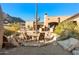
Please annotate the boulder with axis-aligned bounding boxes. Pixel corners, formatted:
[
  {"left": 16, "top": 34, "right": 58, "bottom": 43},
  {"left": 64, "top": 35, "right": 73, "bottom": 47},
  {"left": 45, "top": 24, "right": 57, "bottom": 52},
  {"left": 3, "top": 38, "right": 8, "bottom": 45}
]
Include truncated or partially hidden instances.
[
  {"left": 8, "top": 35, "right": 20, "bottom": 47},
  {"left": 11, "top": 38, "right": 20, "bottom": 47},
  {"left": 72, "top": 49, "right": 79, "bottom": 55},
  {"left": 57, "top": 38, "right": 79, "bottom": 51}
]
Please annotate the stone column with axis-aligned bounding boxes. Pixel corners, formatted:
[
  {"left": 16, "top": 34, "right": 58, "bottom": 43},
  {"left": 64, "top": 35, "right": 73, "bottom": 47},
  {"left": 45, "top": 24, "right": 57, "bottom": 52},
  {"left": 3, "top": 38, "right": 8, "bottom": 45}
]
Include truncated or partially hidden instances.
[{"left": 0, "top": 5, "right": 4, "bottom": 48}]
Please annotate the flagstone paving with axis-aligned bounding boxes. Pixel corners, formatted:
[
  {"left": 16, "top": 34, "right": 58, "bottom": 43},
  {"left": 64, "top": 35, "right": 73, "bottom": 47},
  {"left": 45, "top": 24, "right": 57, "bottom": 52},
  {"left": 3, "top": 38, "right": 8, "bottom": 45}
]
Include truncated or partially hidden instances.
[{"left": 0, "top": 42, "right": 72, "bottom": 55}]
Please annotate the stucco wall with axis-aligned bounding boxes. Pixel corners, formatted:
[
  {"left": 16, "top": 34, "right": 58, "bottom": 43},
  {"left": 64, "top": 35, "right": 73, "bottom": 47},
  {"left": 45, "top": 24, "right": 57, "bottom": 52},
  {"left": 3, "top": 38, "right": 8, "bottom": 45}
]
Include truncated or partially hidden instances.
[
  {"left": 0, "top": 5, "right": 4, "bottom": 48},
  {"left": 0, "top": 23, "right": 4, "bottom": 48},
  {"left": 25, "top": 21, "right": 33, "bottom": 29},
  {"left": 44, "top": 14, "right": 70, "bottom": 27}
]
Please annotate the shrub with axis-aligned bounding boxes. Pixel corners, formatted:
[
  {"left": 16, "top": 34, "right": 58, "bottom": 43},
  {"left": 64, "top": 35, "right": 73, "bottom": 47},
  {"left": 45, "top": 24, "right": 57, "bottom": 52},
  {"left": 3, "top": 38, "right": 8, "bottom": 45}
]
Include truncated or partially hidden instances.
[
  {"left": 54, "top": 21, "right": 76, "bottom": 35},
  {"left": 54, "top": 21, "right": 79, "bottom": 40},
  {"left": 4, "top": 29, "right": 15, "bottom": 36},
  {"left": 4, "top": 23, "right": 20, "bottom": 36},
  {"left": 57, "top": 29, "right": 71, "bottom": 41}
]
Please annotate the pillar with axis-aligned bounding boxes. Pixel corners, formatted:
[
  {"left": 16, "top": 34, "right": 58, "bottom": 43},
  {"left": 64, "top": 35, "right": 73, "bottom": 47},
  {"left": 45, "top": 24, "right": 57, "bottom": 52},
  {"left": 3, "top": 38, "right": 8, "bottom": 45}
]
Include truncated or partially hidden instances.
[{"left": 0, "top": 5, "right": 4, "bottom": 48}]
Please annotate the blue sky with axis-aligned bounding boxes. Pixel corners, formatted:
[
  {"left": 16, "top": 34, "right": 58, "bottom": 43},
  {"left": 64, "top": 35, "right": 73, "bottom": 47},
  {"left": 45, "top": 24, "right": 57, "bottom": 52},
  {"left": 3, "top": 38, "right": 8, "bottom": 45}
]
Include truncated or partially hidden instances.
[{"left": 1, "top": 3, "right": 79, "bottom": 22}]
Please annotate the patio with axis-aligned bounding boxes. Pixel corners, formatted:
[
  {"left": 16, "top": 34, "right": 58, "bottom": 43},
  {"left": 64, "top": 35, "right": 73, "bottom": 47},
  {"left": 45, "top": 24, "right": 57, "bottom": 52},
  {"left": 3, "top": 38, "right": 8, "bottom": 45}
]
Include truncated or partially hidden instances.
[{"left": 0, "top": 42, "right": 71, "bottom": 55}]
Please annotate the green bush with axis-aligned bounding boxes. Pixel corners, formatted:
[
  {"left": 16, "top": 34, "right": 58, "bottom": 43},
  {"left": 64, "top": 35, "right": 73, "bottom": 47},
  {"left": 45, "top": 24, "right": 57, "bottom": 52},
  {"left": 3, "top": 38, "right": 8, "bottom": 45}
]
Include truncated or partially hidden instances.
[
  {"left": 57, "top": 29, "right": 71, "bottom": 41},
  {"left": 54, "top": 21, "right": 79, "bottom": 40},
  {"left": 54, "top": 23, "right": 64, "bottom": 35},
  {"left": 4, "top": 29, "right": 15, "bottom": 36},
  {"left": 54, "top": 21, "right": 76, "bottom": 35},
  {"left": 4, "top": 23, "right": 20, "bottom": 36}
]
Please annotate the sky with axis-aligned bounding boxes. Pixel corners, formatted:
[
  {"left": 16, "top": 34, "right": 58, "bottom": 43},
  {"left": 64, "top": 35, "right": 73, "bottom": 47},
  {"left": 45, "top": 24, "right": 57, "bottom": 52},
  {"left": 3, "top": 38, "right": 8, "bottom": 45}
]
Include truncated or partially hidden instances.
[{"left": 1, "top": 3, "right": 79, "bottom": 22}]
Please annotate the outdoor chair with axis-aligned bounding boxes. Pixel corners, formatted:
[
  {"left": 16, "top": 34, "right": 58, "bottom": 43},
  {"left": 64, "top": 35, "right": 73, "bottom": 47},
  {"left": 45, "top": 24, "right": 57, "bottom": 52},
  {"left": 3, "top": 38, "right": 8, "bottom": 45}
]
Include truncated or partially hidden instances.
[
  {"left": 24, "top": 32, "right": 32, "bottom": 41},
  {"left": 38, "top": 33, "right": 45, "bottom": 42},
  {"left": 44, "top": 32, "right": 54, "bottom": 41}
]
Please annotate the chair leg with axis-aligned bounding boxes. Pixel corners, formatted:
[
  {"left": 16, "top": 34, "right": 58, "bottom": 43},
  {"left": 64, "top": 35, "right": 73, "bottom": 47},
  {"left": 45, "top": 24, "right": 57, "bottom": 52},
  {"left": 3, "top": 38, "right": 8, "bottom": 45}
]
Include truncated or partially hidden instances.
[{"left": 44, "top": 39, "right": 46, "bottom": 42}]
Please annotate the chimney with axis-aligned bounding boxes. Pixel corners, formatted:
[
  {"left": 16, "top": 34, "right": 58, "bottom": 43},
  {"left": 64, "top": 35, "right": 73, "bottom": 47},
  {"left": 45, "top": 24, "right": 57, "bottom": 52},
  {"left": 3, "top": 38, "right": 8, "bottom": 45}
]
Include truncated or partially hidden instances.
[{"left": 44, "top": 13, "right": 48, "bottom": 27}]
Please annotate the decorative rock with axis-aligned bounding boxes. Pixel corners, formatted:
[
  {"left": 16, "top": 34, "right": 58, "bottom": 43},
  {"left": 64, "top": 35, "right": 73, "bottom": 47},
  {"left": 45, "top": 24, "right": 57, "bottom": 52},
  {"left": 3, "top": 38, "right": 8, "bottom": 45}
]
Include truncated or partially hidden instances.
[
  {"left": 72, "top": 49, "right": 79, "bottom": 55},
  {"left": 10, "top": 38, "right": 20, "bottom": 47},
  {"left": 57, "top": 38, "right": 79, "bottom": 51}
]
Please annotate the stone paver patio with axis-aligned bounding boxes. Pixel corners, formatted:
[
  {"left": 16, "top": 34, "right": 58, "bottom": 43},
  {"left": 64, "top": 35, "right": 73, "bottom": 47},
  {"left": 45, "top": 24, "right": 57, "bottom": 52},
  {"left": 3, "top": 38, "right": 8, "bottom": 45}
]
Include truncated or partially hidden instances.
[{"left": 0, "top": 43, "right": 72, "bottom": 55}]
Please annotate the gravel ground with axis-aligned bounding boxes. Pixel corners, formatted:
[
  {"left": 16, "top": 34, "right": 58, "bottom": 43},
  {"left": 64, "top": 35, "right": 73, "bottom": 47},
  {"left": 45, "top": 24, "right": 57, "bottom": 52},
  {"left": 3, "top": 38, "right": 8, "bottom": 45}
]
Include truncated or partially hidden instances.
[{"left": 0, "top": 43, "right": 72, "bottom": 55}]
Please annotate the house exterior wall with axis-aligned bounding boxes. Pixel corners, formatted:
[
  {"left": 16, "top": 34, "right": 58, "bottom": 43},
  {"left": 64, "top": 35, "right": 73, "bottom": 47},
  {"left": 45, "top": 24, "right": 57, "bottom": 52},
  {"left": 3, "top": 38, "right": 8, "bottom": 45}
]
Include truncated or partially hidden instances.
[
  {"left": 25, "top": 21, "right": 34, "bottom": 30},
  {"left": 44, "top": 13, "right": 79, "bottom": 31},
  {"left": 44, "top": 13, "right": 70, "bottom": 27}
]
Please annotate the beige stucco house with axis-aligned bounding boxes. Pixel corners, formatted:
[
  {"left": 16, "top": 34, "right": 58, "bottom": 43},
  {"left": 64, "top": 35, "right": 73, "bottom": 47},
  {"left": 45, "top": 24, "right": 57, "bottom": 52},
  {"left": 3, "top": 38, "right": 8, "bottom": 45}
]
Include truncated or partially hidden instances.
[
  {"left": 25, "top": 21, "right": 34, "bottom": 30},
  {"left": 44, "top": 13, "right": 79, "bottom": 28}
]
